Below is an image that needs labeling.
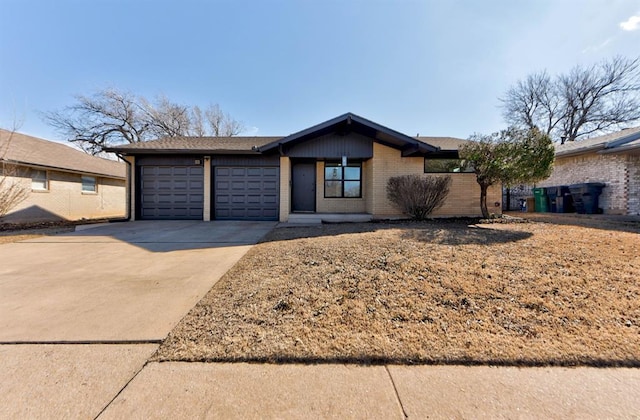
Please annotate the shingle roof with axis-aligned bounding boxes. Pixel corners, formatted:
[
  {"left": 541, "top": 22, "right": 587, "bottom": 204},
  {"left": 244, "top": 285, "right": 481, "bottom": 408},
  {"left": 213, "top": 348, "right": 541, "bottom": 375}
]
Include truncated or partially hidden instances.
[
  {"left": 555, "top": 126, "right": 640, "bottom": 157},
  {"left": 107, "top": 134, "right": 467, "bottom": 154},
  {"left": 0, "top": 129, "right": 126, "bottom": 179},
  {"left": 106, "top": 136, "right": 281, "bottom": 153},
  {"left": 417, "top": 136, "right": 470, "bottom": 151}
]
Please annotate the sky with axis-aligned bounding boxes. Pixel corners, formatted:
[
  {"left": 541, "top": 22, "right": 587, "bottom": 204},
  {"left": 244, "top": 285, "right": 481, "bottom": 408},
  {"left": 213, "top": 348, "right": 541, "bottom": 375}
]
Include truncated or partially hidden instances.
[{"left": 1, "top": 0, "right": 639, "bottom": 143}]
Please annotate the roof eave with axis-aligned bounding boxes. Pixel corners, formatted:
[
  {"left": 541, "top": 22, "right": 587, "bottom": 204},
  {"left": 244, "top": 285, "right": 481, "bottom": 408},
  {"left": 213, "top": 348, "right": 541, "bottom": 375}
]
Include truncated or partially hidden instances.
[{"left": 0, "top": 158, "right": 125, "bottom": 179}]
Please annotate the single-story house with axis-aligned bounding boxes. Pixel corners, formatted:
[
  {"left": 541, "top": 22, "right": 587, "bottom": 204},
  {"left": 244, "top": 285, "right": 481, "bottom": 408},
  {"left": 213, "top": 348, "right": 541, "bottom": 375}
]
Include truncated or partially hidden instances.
[
  {"left": 538, "top": 126, "right": 640, "bottom": 215},
  {"left": 0, "top": 129, "right": 126, "bottom": 222},
  {"left": 106, "top": 113, "right": 502, "bottom": 222}
]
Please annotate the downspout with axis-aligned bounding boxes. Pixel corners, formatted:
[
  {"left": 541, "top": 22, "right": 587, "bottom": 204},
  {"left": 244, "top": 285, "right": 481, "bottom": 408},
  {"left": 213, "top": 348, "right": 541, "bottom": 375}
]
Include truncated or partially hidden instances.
[{"left": 116, "top": 152, "right": 132, "bottom": 221}]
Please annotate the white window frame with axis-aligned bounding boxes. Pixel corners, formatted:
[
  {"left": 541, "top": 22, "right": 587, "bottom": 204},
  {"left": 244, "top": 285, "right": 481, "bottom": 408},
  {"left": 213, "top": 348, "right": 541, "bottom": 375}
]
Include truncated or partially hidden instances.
[
  {"left": 81, "top": 175, "right": 97, "bottom": 193},
  {"left": 31, "top": 169, "right": 48, "bottom": 191}
]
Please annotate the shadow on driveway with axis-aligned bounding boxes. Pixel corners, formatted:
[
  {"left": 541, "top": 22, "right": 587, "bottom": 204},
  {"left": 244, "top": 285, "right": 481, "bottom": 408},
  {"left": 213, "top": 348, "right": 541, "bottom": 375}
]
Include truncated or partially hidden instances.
[{"left": 22, "top": 220, "right": 277, "bottom": 252}]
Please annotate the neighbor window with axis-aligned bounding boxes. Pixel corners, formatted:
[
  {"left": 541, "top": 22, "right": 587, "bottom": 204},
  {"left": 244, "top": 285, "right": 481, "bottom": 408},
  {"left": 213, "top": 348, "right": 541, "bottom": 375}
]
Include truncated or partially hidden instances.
[
  {"left": 81, "top": 176, "right": 97, "bottom": 193},
  {"left": 31, "top": 169, "right": 48, "bottom": 190},
  {"left": 324, "top": 161, "right": 362, "bottom": 198},
  {"left": 424, "top": 158, "right": 473, "bottom": 173}
]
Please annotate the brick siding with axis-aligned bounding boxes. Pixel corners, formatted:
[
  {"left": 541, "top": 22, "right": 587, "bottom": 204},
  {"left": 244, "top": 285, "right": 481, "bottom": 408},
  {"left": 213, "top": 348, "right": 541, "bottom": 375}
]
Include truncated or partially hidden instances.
[
  {"left": 3, "top": 165, "right": 126, "bottom": 222},
  {"left": 538, "top": 152, "right": 635, "bottom": 215}
]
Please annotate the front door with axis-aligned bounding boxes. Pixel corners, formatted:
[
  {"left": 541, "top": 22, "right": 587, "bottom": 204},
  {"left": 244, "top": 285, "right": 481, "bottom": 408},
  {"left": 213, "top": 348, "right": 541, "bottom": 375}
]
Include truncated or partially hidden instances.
[{"left": 291, "top": 161, "right": 316, "bottom": 212}]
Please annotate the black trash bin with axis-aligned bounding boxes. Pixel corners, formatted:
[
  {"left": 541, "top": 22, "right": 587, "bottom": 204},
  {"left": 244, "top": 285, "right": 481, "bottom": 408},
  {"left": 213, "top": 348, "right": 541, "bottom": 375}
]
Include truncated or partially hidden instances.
[
  {"left": 545, "top": 187, "right": 559, "bottom": 212},
  {"left": 556, "top": 186, "right": 573, "bottom": 213},
  {"left": 568, "top": 183, "right": 605, "bottom": 214}
]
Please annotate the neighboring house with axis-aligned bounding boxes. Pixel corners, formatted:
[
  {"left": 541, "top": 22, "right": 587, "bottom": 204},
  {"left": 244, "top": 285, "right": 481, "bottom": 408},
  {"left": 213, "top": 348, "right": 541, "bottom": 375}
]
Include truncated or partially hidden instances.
[
  {"left": 0, "top": 129, "right": 126, "bottom": 222},
  {"left": 106, "top": 113, "right": 502, "bottom": 222},
  {"left": 538, "top": 127, "right": 640, "bottom": 215}
]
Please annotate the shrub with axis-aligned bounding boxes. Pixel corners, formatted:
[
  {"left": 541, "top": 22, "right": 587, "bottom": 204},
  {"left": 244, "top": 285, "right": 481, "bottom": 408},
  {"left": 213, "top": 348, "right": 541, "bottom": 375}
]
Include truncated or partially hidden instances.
[{"left": 386, "top": 174, "right": 451, "bottom": 220}]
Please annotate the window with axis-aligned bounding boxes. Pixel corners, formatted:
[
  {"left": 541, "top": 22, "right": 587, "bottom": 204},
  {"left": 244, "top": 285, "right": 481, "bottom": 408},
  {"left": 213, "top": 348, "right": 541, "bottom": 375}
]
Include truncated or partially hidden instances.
[
  {"left": 31, "top": 169, "right": 48, "bottom": 190},
  {"left": 324, "top": 161, "right": 361, "bottom": 198},
  {"left": 81, "top": 176, "right": 97, "bottom": 193},
  {"left": 424, "top": 158, "right": 473, "bottom": 173}
]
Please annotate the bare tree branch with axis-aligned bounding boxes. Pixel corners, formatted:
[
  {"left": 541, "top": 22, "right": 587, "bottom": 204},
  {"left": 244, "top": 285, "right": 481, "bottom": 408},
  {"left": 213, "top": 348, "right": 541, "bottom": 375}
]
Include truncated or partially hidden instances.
[
  {"left": 44, "top": 88, "right": 245, "bottom": 154},
  {"left": 501, "top": 56, "right": 640, "bottom": 143}
]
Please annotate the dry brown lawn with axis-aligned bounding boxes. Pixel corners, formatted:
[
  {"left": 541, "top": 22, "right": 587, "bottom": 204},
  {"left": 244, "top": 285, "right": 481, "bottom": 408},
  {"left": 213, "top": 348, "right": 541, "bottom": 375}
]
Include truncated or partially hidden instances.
[{"left": 156, "top": 218, "right": 640, "bottom": 366}]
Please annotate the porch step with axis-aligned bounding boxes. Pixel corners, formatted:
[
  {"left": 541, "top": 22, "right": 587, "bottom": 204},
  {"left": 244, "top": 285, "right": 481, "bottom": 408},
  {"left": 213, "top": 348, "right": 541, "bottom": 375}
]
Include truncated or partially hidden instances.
[{"left": 286, "top": 213, "right": 373, "bottom": 224}]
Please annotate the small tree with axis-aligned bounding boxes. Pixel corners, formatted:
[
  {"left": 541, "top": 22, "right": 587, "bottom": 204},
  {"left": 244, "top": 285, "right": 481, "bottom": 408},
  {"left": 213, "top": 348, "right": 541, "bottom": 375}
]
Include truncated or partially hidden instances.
[
  {"left": 459, "top": 128, "right": 554, "bottom": 218},
  {"left": 0, "top": 129, "right": 29, "bottom": 219},
  {"left": 386, "top": 174, "right": 451, "bottom": 220}
]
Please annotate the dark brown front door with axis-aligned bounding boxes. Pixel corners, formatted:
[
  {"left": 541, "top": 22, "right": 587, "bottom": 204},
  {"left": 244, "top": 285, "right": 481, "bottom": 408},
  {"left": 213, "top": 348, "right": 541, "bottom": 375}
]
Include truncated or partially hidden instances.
[{"left": 291, "top": 161, "right": 316, "bottom": 212}]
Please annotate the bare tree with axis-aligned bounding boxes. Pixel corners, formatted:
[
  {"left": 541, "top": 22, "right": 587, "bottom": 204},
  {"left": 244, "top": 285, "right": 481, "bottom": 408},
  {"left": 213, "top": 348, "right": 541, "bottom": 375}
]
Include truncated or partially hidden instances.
[
  {"left": 0, "top": 125, "right": 30, "bottom": 219},
  {"left": 501, "top": 56, "right": 640, "bottom": 143},
  {"left": 44, "top": 88, "right": 245, "bottom": 154},
  {"left": 204, "top": 104, "right": 244, "bottom": 137}
]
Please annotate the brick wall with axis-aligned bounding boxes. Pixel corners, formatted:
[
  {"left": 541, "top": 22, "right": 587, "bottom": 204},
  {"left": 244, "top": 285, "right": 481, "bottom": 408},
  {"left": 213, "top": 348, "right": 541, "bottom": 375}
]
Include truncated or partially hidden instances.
[
  {"left": 538, "top": 152, "right": 630, "bottom": 214},
  {"left": 368, "top": 143, "right": 501, "bottom": 217},
  {"left": 3, "top": 165, "right": 126, "bottom": 222},
  {"left": 627, "top": 155, "right": 640, "bottom": 215},
  {"left": 279, "top": 157, "right": 290, "bottom": 222}
]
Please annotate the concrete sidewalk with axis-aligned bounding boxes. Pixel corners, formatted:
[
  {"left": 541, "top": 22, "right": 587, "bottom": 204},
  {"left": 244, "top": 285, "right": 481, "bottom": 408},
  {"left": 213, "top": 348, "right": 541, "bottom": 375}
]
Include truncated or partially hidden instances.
[{"left": 102, "top": 363, "right": 640, "bottom": 419}]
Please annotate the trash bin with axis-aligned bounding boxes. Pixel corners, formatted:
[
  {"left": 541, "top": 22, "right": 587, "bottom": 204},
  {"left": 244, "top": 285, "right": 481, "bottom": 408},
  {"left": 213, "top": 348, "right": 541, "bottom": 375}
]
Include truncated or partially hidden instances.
[
  {"left": 526, "top": 197, "right": 535, "bottom": 213},
  {"left": 557, "top": 186, "right": 573, "bottom": 213},
  {"left": 545, "top": 187, "right": 559, "bottom": 212},
  {"left": 533, "top": 187, "right": 549, "bottom": 212},
  {"left": 568, "top": 183, "right": 605, "bottom": 214}
]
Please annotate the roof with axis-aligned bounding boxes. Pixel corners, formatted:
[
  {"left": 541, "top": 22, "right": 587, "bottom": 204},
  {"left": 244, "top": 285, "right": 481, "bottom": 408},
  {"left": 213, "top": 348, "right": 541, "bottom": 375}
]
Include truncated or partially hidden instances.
[
  {"left": 0, "top": 129, "right": 126, "bottom": 179},
  {"left": 555, "top": 126, "right": 640, "bottom": 157},
  {"left": 106, "top": 136, "right": 281, "bottom": 154},
  {"left": 105, "top": 114, "right": 469, "bottom": 156},
  {"left": 258, "top": 113, "right": 438, "bottom": 156},
  {"left": 417, "top": 136, "right": 470, "bottom": 151}
]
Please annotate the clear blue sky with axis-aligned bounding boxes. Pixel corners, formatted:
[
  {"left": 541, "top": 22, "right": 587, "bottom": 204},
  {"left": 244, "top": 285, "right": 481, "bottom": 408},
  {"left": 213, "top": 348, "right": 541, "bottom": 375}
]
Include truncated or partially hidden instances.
[{"left": 1, "top": 0, "right": 639, "bottom": 142}]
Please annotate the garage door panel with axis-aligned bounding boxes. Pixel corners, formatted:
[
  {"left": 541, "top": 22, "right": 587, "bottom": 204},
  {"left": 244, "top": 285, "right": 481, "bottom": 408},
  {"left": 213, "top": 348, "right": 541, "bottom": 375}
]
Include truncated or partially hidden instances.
[
  {"left": 214, "top": 166, "right": 279, "bottom": 221},
  {"left": 139, "top": 165, "right": 203, "bottom": 220}
]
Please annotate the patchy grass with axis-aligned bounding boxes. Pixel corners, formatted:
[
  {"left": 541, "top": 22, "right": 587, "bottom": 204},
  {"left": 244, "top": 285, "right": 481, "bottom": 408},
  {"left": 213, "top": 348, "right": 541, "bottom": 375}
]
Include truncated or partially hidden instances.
[{"left": 155, "top": 219, "right": 640, "bottom": 366}]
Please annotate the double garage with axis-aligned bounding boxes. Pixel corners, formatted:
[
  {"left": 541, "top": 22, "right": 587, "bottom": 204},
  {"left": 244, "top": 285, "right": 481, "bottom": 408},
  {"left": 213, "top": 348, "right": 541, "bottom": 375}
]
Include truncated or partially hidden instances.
[{"left": 136, "top": 156, "right": 279, "bottom": 221}]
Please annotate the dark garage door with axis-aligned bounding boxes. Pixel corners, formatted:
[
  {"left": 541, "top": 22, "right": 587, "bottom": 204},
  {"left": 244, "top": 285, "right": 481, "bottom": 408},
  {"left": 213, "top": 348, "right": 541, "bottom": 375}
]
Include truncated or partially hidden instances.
[
  {"left": 139, "top": 165, "right": 204, "bottom": 220},
  {"left": 214, "top": 167, "right": 279, "bottom": 220}
]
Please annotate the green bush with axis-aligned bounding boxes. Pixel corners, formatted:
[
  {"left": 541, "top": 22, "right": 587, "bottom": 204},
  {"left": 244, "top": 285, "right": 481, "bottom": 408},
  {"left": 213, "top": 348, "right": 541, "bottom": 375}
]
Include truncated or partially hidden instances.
[{"left": 386, "top": 175, "right": 451, "bottom": 220}]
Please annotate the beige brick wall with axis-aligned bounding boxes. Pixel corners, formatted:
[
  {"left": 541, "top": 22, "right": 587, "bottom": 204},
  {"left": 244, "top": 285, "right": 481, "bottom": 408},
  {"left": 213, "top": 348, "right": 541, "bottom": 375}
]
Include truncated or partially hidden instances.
[
  {"left": 279, "top": 156, "right": 290, "bottom": 222},
  {"left": 368, "top": 143, "right": 501, "bottom": 217},
  {"left": 3, "top": 165, "right": 126, "bottom": 222},
  {"left": 538, "top": 152, "right": 631, "bottom": 214}
]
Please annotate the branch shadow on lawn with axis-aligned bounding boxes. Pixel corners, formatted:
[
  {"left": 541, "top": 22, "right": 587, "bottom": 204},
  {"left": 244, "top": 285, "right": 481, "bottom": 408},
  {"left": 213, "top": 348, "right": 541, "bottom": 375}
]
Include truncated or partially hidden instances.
[{"left": 265, "top": 219, "right": 533, "bottom": 246}]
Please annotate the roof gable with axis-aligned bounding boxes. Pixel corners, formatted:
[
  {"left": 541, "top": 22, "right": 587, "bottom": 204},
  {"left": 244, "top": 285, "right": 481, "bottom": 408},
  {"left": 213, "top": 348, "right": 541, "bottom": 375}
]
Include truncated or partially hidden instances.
[
  {"left": 0, "top": 130, "right": 125, "bottom": 179},
  {"left": 258, "top": 113, "right": 438, "bottom": 156}
]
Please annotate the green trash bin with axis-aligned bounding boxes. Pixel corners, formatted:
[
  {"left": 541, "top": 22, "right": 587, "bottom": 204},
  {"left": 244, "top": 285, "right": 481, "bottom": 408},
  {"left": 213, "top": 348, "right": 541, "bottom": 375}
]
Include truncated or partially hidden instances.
[{"left": 533, "top": 187, "right": 549, "bottom": 212}]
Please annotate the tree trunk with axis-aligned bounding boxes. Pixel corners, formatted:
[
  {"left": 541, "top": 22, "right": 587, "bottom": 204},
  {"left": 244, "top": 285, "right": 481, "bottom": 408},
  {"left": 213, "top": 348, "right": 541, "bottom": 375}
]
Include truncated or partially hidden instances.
[{"left": 480, "top": 184, "right": 490, "bottom": 219}]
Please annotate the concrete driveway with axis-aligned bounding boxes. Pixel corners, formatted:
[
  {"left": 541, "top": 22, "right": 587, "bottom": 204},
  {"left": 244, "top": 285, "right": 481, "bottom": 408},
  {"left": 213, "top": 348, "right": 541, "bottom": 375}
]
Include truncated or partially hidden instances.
[{"left": 0, "top": 220, "right": 275, "bottom": 342}]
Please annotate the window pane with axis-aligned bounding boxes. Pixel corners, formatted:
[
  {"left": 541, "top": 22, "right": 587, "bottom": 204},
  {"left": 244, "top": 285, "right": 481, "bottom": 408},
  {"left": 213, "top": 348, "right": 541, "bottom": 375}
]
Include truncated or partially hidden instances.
[
  {"left": 324, "top": 181, "right": 342, "bottom": 197},
  {"left": 425, "top": 159, "right": 467, "bottom": 173},
  {"left": 82, "top": 176, "right": 97, "bottom": 192},
  {"left": 343, "top": 181, "right": 361, "bottom": 197},
  {"left": 31, "top": 169, "right": 47, "bottom": 190},
  {"left": 325, "top": 166, "right": 342, "bottom": 181},
  {"left": 344, "top": 166, "right": 360, "bottom": 180}
]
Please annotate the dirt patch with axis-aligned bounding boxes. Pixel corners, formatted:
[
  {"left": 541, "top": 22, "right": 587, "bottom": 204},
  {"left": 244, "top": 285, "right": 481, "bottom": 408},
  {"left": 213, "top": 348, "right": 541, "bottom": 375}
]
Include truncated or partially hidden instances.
[{"left": 155, "top": 219, "right": 640, "bottom": 366}]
